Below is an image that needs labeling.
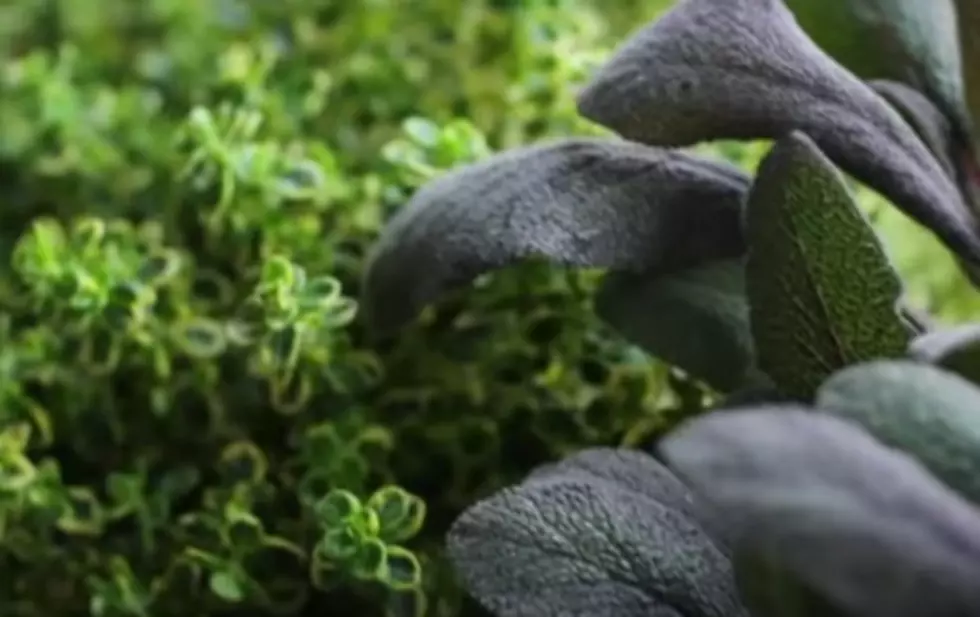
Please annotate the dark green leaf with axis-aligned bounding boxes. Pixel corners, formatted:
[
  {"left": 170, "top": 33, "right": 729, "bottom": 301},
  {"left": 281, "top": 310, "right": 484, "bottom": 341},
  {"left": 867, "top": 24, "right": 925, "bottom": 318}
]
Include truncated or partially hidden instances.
[
  {"left": 447, "top": 447, "right": 748, "bottom": 617},
  {"left": 596, "top": 259, "right": 755, "bottom": 393},
  {"left": 660, "top": 407, "right": 980, "bottom": 617},
  {"left": 361, "top": 137, "right": 750, "bottom": 336},
  {"left": 816, "top": 360, "right": 980, "bottom": 504},
  {"left": 783, "top": 0, "right": 967, "bottom": 130},
  {"left": 745, "top": 132, "right": 910, "bottom": 399},
  {"left": 907, "top": 323, "right": 980, "bottom": 383},
  {"left": 576, "top": 0, "right": 980, "bottom": 267}
]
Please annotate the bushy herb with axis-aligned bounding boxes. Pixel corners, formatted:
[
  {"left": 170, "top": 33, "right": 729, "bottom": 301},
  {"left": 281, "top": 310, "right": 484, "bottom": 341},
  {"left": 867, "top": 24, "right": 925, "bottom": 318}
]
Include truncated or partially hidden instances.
[{"left": 362, "top": 0, "right": 980, "bottom": 614}]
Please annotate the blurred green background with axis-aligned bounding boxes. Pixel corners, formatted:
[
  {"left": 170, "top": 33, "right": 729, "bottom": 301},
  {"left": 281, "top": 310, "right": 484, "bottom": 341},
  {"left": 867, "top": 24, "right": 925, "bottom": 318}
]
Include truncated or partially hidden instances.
[{"left": 0, "top": 1, "right": 977, "bottom": 616}]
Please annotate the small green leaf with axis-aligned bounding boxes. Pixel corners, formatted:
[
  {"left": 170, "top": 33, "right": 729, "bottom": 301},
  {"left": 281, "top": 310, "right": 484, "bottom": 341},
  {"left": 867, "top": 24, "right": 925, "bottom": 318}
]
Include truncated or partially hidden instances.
[
  {"left": 596, "top": 259, "right": 755, "bottom": 393},
  {"left": 816, "top": 360, "right": 980, "bottom": 505},
  {"left": 366, "top": 486, "right": 426, "bottom": 544},
  {"left": 315, "top": 489, "right": 361, "bottom": 527},
  {"left": 907, "top": 323, "right": 980, "bottom": 384},
  {"left": 172, "top": 318, "right": 227, "bottom": 359},
  {"left": 319, "top": 527, "right": 362, "bottom": 562},
  {"left": 745, "top": 132, "right": 911, "bottom": 399},
  {"left": 217, "top": 441, "right": 268, "bottom": 484},
  {"left": 350, "top": 537, "right": 388, "bottom": 581},
  {"left": 381, "top": 545, "right": 423, "bottom": 591},
  {"left": 209, "top": 569, "right": 245, "bottom": 602}
]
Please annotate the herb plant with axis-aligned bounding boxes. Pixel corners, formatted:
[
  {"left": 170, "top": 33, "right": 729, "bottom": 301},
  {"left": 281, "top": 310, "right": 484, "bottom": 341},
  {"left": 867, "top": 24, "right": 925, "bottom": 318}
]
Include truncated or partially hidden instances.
[{"left": 361, "top": 0, "right": 980, "bottom": 614}]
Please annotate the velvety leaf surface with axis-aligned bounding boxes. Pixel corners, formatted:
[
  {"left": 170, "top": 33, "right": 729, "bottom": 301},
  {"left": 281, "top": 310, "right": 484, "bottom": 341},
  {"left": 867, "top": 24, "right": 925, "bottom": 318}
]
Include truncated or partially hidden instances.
[
  {"left": 783, "top": 0, "right": 967, "bottom": 131},
  {"left": 908, "top": 323, "right": 980, "bottom": 383},
  {"left": 595, "top": 259, "right": 754, "bottom": 393},
  {"left": 816, "top": 360, "right": 980, "bottom": 504},
  {"left": 870, "top": 79, "right": 956, "bottom": 177},
  {"left": 360, "top": 138, "right": 749, "bottom": 336},
  {"left": 660, "top": 407, "right": 980, "bottom": 617},
  {"left": 576, "top": 0, "right": 980, "bottom": 267},
  {"left": 523, "top": 447, "right": 729, "bottom": 549},
  {"left": 446, "top": 448, "right": 748, "bottom": 617},
  {"left": 745, "top": 132, "right": 910, "bottom": 399}
]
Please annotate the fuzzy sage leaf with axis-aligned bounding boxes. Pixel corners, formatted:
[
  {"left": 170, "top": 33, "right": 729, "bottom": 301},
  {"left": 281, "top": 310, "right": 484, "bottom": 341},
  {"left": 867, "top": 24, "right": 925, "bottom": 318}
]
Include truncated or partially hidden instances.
[
  {"left": 595, "top": 259, "right": 755, "bottom": 393},
  {"left": 577, "top": 0, "right": 980, "bottom": 268},
  {"left": 745, "top": 132, "right": 910, "bottom": 399},
  {"left": 816, "top": 360, "right": 980, "bottom": 505},
  {"left": 446, "top": 447, "right": 749, "bottom": 617},
  {"left": 783, "top": 0, "right": 968, "bottom": 132},
  {"left": 660, "top": 407, "right": 980, "bottom": 617},
  {"left": 361, "top": 138, "right": 749, "bottom": 336}
]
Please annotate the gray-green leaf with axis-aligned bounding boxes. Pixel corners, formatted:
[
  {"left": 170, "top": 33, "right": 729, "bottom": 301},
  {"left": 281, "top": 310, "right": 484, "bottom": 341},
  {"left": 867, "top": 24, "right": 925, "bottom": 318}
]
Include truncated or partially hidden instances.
[
  {"left": 660, "top": 407, "right": 980, "bottom": 617},
  {"left": 595, "top": 259, "right": 755, "bottom": 393},
  {"left": 745, "top": 132, "right": 910, "bottom": 399},
  {"left": 361, "top": 138, "right": 750, "bottom": 336},
  {"left": 870, "top": 79, "right": 957, "bottom": 178},
  {"left": 447, "top": 448, "right": 748, "bottom": 617},
  {"left": 908, "top": 323, "right": 980, "bottom": 383},
  {"left": 783, "top": 0, "right": 967, "bottom": 132},
  {"left": 576, "top": 0, "right": 980, "bottom": 267},
  {"left": 816, "top": 359, "right": 980, "bottom": 504}
]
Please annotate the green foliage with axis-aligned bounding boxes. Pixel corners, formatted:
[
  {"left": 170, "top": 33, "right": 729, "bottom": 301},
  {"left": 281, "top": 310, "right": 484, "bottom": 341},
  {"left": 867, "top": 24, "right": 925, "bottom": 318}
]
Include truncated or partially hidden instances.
[
  {"left": 8, "top": 0, "right": 980, "bottom": 616},
  {"left": 1, "top": 1, "right": 680, "bottom": 616},
  {"left": 745, "top": 132, "right": 911, "bottom": 399}
]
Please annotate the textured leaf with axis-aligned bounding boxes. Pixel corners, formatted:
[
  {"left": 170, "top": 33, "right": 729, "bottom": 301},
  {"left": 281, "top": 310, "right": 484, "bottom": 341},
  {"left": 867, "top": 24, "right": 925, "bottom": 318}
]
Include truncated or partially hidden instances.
[
  {"left": 361, "top": 138, "right": 750, "bottom": 336},
  {"left": 783, "top": 0, "right": 967, "bottom": 130},
  {"left": 660, "top": 407, "right": 980, "bottom": 617},
  {"left": 908, "top": 323, "right": 980, "bottom": 383},
  {"left": 523, "top": 447, "right": 728, "bottom": 547},
  {"left": 816, "top": 360, "right": 980, "bottom": 504},
  {"left": 870, "top": 79, "right": 956, "bottom": 177},
  {"left": 595, "top": 259, "right": 754, "bottom": 393},
  {"left": 576, "top": 0, "right": 980, "bottom": 267},
  {"left": 745, "top": 132, "right": 910, "bottom": 399},
  {"left": 447, "top": 448, "right": 748, "bottom": 617}
]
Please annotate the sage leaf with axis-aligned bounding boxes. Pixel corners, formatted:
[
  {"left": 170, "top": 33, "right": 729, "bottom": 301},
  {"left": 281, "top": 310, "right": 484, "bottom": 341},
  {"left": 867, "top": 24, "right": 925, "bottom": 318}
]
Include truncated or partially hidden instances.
[
  {"left": 817, "top": 359, "right": 980, "bottom": 504},
  {"left": 870, "top": 79, "right": 957, "bottom": 178},
  {"left": 576, "top": 0, "right": 980, "bottom": 267},
  {"left": 783, "top": 0, "right": 968, "bottom": 132},
  {"left": 446, "top": 448, "right": 749, "bottom": 617},
  {"left": 361, "top": 138, "right": 749, "bottom": 336},
  {"left": 660, "top": 407, "right": 980, "bottom": 617},
  {"left": 908, "top": 322, "right": 980, "bottom": 383},
  {"left": 745, "top": 132, "right": 910, "bottom": 399},
  {"left": 595, "top": 259, "right": 755, "bottom": 393}
]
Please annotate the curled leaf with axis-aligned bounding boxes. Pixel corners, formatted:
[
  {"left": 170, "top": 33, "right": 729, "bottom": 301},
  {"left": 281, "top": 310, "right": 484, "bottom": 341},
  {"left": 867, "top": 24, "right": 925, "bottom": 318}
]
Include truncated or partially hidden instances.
[
  {"left": 816, "top": 360, "right": 980, "bottom": 504},
  {"left": 361, "top": 138, "right": 750, "bottom": 336},
  {"left": 596, "top": 259, "right": 754, "bottom": 393},
  {"left": 660, "top": 407, "right": 980, "bottom": 617},
  {"left": 577, "top": 0, "right": 980, "bottom": 266},
  {"left": 745, "top": 132, "right": 911, "bottom": 399},
  {"left": 447, "top": 448, "right": 748, "bottom": 617},
  {"left": 908, "top": 322, "right": 980, "bottom": 383}
]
